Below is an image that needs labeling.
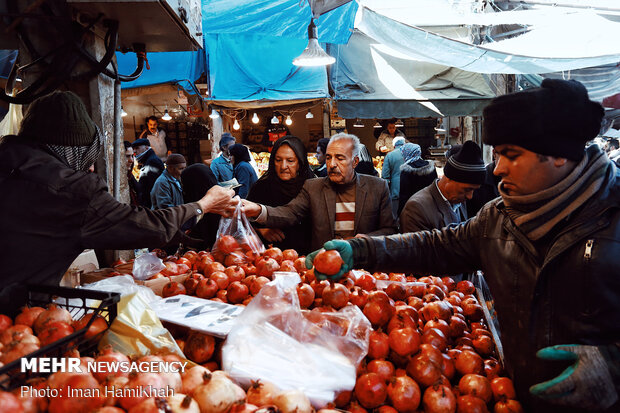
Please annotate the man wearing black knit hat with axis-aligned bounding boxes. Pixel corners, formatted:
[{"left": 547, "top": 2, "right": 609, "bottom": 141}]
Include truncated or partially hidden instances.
[
  {"left": 0, "top": 91, "right": 238, "bottom": 316},
  {"left": 306, "top": 79, "right": 619, "bottom": 412},
  {"left": 399, "top": 140, "right": 486, "bottom": 234}
]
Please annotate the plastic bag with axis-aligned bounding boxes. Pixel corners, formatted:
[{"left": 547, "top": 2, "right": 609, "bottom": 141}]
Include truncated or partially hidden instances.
[
  {"left": 213, "top": 200, "right": 264, "bottom": 256},
  {"left": 0, "top": 101, "right": 23, "bottom": 137},
  {"left": 472, "top": 271, "right": 504, "bottom": 365},
  {"left": 132, "top": 252, "right": 165, "bottom": 280},
  {"left": 222, "top": 272, "right": 371, "bottom": 407}
]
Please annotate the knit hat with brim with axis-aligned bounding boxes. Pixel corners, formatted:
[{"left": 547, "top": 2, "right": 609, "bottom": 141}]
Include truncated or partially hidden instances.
[
  {"left": 19, "top": 91, "right": 97, "bottom": 146},
  {"left": 482, "top": 79, "right": 604, "bottom": 161},
  {"left": 443, "top": 141, "right": 486, "bottom": 185}
]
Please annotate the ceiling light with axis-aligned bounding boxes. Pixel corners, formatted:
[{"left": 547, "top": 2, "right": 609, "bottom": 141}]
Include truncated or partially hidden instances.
[
  {"left": 252, "top": 113, "right": 259, "bottom": 124},
  {"left": 121, "top": 107, "right": 127, "bottom": 117},
  {"left": 306, "top": 109, "right": 314, "bottom": 119},
  {"left": 353, "top": 118, "right": 364, "bottom": 128},
  {"left": 161, "top": 109, "right": 172, "bottom": 121},
  {"left": 233, "top": 119, "right": 240, "bottom": 130},
  {"left": 373, "top": 121, "right": 382, "bottom": 128},
  {"left": 271, "top": 114, "right": 279, "bottom": 124},
  {"left": 395, "top": 119, "right": 404, "bottom": 128},
  {"left": 209, "top": 109, "right": 220, "bottom": 119},
  {"left": 285, "top": 115, "right": 293, "bottom": 126},
  {"left": 293, "top": 21, "right": 335, "bottom": 67}
]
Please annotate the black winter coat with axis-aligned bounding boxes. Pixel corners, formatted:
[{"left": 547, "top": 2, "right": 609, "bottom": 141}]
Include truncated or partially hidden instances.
[
  {"left": 136, "top": 148, "right": 164, "bottom": 208},
  {"left": 398, "top": 159, "right": 437, "bottom": 215},
  {"left": 0, "top": 139, "right": 202, "bottom": 316}
]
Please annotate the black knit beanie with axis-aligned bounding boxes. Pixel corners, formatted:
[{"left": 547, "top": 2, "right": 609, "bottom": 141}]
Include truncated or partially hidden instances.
[
  {"left": 19, "top": 91, "right": 97, "bottom": 146},
  {"left": 443, "top": 141, "right": 486, "bottom": 185},
  {"left": 482, "top": 79, "right": 604, "bottom": 161}
]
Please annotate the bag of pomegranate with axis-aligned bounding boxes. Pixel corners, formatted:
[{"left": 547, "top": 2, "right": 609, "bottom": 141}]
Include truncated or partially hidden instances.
[
  {"left": 222, "top": 272, "right": 372, "bottom": 408},
  {"left": 212, "top": 200, "right": 264, "bottom": 258}
]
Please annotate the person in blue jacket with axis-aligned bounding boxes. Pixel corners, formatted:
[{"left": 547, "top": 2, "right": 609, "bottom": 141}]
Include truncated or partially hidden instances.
[
  {"left": 210, "top": 133, "right": 235, "bottom": 183},
  {"left": 229, "top": 143, "right": 258, "bottom": 199}
]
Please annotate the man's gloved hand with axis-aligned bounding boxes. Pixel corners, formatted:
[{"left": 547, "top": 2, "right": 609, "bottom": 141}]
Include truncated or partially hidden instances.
[
  {"left": 530, "top": 344, "right": 618, "bottom": 410},
  {"left": 305, "top": 240, "right": 354, "bottom": 281}
]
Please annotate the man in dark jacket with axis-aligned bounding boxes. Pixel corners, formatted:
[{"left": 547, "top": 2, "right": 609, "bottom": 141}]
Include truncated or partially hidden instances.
[
  {"left": 0, "top": 91, "right": 237, "bottom": 316},
  {"left": 243, "top": 133, "right": 397, "bottom": 251},
  {"left": 400, "top": 141, "right": 485, "bottom": 233},
  {"left": 132, "top": 138, "right": 164, "bottom": 208},
  {"left": 307, "top": 79, "right": 619, "bottom": 412}
]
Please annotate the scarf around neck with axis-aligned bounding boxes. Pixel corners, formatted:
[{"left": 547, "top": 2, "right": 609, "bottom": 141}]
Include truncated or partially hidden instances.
[{"left": 500, "top": 146, "right": 612, "bottom": 240}]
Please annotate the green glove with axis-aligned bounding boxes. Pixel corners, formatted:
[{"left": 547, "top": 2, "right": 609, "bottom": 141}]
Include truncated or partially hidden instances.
[
  {"left": 530, "top": 344, "right": 618, "bottom": 410},
  {"left": 305, "top": 240, "right": 354, "bottom": 281}
]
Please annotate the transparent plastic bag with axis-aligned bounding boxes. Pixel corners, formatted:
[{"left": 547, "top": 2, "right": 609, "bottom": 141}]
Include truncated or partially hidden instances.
[
  {"left": 472, "top": 271, "right": 504, "bottom": 365},
  {"left": 132, "top": 252, "right": 165, "bottom": 280},
  {"left": 213, "top": 201, "right": 264, "bottom": 256},
  {"left": 222, "top": 272, "right": 371, "bottom": 408}
]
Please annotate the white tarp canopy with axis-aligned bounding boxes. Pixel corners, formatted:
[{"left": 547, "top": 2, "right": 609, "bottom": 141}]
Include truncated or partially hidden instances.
[{"left": 357, "top": 6, "right": 620, "bottom": 74}]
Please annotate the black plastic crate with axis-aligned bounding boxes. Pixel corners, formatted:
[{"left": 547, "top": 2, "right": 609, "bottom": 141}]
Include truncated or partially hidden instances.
[{"left": 0, "top": 285, "right": 120, "bottom": 390}]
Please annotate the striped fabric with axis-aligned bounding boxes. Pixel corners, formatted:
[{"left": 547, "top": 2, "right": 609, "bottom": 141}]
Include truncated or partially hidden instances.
[{"left": 334, "top": 184, "right": 356, "bottom": 238}]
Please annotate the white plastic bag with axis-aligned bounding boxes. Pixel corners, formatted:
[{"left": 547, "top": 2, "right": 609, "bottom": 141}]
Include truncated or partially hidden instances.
[
  {"left": 132, "top": 252, "right": 165, "bottom": 280},
  {"left": 222, "top": 272, "right": 371, "bottom": 407},
  {"left": 0, "top": 101, "right": 23, "bottom": 137}
]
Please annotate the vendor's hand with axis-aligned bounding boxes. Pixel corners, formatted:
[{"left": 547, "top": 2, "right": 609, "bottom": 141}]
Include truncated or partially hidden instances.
[
  {"left": 380, "top": 145, "right": 389, "bottom": 153},
  {"left": 241, "top": 199, "right": 262, "bottom": 218},
  {"left": 305, "top": 240, "right": 354, "bottom": 281},
  {"left": 530, "top": 344, "right": 618, "bottom": 410},
  {"left": 257, "top": 228, "right": 285, "bottom": 243},
  {"left": 198, "top": 186, "right": 236, "bottom": 217}
]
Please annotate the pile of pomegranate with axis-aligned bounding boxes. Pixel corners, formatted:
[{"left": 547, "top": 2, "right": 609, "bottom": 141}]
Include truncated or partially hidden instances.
[{"left": 0, "top": 238, "right": 524, "bottom": 413}]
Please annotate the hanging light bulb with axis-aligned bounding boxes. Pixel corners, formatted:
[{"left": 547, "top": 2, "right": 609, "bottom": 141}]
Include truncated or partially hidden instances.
[
  {"left": 285, "top": 115, "right": 293, "bottom": 126},
  {"left": 121, "top": 106, "right": 127, "bottom": 117},
  {"left": 373, "top": 120, "right": 382, "bottom": 128},
  {"left": 161, "top": 106, "right": 172, "bottom": 121},
  {"left": 209, "top": 109, "right": 220, "bottom": 119},
  {"left": 293, "top": 21, "right": 335, "bottom": 67},
  {"left": 271, "top": 114, "right": 279, "bottom": 124},
  {"left": 353, "top": 118, "right": 364, "bottom": 128},
  {"left": 251, "top": 112, "right": 259, "bottom": 124},
  {"left": 305, "top": 109, "right": 314, "bottom": 119},
  {"left": 233, "top": 119, "right": 240, "bottom": 130},
  {"left": 395, "top": 119, "right": 404, "bottom": 128}
]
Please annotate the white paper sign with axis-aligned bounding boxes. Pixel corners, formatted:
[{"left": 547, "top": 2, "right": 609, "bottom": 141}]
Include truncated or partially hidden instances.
[{"left": 150, "top": 295, "right": 244, "bottom": 338}]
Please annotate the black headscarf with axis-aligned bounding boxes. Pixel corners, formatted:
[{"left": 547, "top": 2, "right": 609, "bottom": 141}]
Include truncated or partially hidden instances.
[
  {"left": 181, "top": 164, "right": 218, "bottom": 202},
  {"left": 252, "top": 135, "right": 315, "bottom": 202},
  {"left": 229, "top": 143, "right": 251, "bottom": 166}
]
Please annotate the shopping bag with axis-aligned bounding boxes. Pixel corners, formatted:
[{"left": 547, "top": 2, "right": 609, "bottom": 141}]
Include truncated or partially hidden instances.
[{"left": 212, "top": 200, "right": 264, "bottom": 257}]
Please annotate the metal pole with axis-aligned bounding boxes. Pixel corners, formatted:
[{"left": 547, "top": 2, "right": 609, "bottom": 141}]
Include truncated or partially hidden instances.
[{"left": 113, "top": 79, "right": 122, "bottom": 200}]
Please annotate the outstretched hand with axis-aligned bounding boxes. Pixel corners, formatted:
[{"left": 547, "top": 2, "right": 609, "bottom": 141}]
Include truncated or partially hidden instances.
[
  {"left": 305, "top": 240, "right": 354, "bottom": 281},
  {"left": 198, "top": 186, "right": 237, "bottom": 217},
  {"left": 530, "top": 344, "right": 618, "bottom": 410}
]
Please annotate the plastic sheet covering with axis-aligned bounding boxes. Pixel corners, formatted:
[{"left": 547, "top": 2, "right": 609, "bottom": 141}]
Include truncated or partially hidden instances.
[
  {"left": 331, "top": 30, "right": 495, "bottom": 118},
  {"left": 205, "top": 33, "right": 329, "bottom": 101},
  {"left": 202, "top": 0, "right": 357, "bottom": 45},
  {"left": 222, "top": 272, "right": 371, "bottom": 407},
  {"left": 358, "top": 7, "right": 620, "bottom": 74}
]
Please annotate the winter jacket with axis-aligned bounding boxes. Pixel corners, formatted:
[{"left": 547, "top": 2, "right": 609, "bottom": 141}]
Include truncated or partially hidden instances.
[
  {"left": 210, "top": 154, "right": 234, "bottom": 183},
  {"left": 150, "top": 169, "right": 184, "bottom": 210},
  {"left": 399, "top": 179, "right": 467, "bottom": 233},
  {"left": 353, "top": 159, "right": 620, "bottom": 412},
  {"left": 398, "top": 159, "right": 437, "bottom": 215},
  {"left": 234, "top": 161, "right": 258, "bottom": 199},
  {"left": 466, "top": 161, "right": 500, "bottom": 217},
  {"left": 136, "top": 148, "right": 164, "bottom": 208},
  {"left": 0, "top": 139, "right": 204, "bottom": 316},
  {"left": 382, "top": 149, "right": 405, "bottom": 200}
]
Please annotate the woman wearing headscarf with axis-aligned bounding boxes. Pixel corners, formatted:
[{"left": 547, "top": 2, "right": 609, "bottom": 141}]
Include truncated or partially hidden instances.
[
  {"left": 247, "top": 136, "right": 315, "bottom": 254},
  {"left": 181, "top": 164, "right": 222, "bottom": 250},
  {"left": 0, "top": 91, "right": 237, "bottom": 316},
  {"left": 398, "top": 143, "right": 437, "bottom": 215},
  {"left": 355, "top": 144, "right": 379, "bottom": 176},
  {"left": 229, "top": 143, "right": 258, "bottom": 199}
]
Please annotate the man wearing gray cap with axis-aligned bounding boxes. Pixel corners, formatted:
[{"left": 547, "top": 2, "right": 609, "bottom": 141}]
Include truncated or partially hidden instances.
[
  {"left": 151, "top": 153, "right": 187, "bottom": 210},
  {"left": 307, "top": 79, "right": 619, "bottom": 412},
  {"left": 399, "top": 140, "right": 485, "bottom": 233},
  {"left": 210, "top": 133, "right": 236, "bottom": 183}
]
